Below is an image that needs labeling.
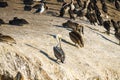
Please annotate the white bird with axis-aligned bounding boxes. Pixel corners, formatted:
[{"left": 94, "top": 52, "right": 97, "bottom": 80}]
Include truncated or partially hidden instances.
[
  {"left": 34, "top": 3, "right": 45, "bottom": 14},
  {"left": 53, "top": 34, "right": 65, "bottom": 63}
]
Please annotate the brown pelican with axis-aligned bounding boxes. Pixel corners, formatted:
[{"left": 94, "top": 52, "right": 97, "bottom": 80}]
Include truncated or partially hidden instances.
[
  {"left": 53, "top": 34, "right": 65, "bottom": 63},
  {"left": 69, "top": 30, "right": 84, "bottom": 47},
  {"left": 0, "top": 33, "right": 16, "bottom": 45}
]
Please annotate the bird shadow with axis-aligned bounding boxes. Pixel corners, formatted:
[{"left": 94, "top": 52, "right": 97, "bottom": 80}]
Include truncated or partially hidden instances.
[
  {"left": 46, "top": 11, "right": 59, "bottom": 16},
  {"left": 86, "top": 25, "right": 114, "bottom": 35},
  {"left": 53, "top": 25, "right": 72, "bottom": 31},
  {"left": 40, "top": 50, "right": 59, "bottom": 64},
  {"left": 48, "top": 8, "right": 59, "bottom": 11},
  {"left": 53, "top": 24, "right": 64, "bottom": 28},
  {"left": 25, "top": 43, "right": 59, "bottom": 64},
  {"left": 85, "top": 26, "right": 119, "bottom": 45},
  {"left": 93, "top": 31, "right": 120, "bottom": 46},
  {"left": 47, "top": 34, "right": 76, "bottom": 47}
]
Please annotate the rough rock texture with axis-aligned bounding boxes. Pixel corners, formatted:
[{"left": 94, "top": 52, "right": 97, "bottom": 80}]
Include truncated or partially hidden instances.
[
  {"left": 0, "top": 43, "right": 51, "bottom": 80},
  {"left": 0, "top": 0, "right": 120, "bottom": 80}
]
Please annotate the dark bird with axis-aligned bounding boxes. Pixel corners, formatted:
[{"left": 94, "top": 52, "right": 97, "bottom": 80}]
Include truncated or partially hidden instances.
[
  {"left": 0, "top": 18, "right": 5, "bottom": 25},
  {"left": 103, "top": 20, "right": 111, "bottom": 35},
  {"left": 108, "top": 0, "right": 114, "bottom": 3},
  {"left": 0, "top": 1, "right": 8, "bottom": 8},
  {"left": 23, "top": 0, "right": 33, "bottom": 5},
  {"left": 9, "top": 17, "right": 29, "bottom": 26},
  {"left": 74, "top": 1, "right": 86, "bottom": 19},
  {"left": 58, "top": 0, "right": 75, "bottom": 18},
  {"left": 57, "top": 0, "right": 65, "bottom": 2},
  {"left": 76, "top": 0, "right": 82, "bottom": 7},
  {"left": 90, "top": 0, "right": 97, "bottom": 4},
  {"left": 24, "top": 5, "right": 32, "bottom": 11},
  {"left": 62, "top": 20, "right": 84, "bottom": 34},
  {"left": 100, "top": 0, "right": 105, "bottom": 4},
  {"left": 94, "top": 3, "right": 101, "bottom": 16},
  {"left": 69, "top": 30, "right": 84, "bottom": 47},
  {"left": 115, "top": 30, "right": 120, "bottom": 45},
  {"left": 0, "top": 33, "right": 16, "bottom": 45},
  {"left": 96, "top": 15, "right": 103, "bottom": 26},
  {"left": 115, "top": 0, "right": 120, "bottom": 11},
  {"left": 58, "top": 2, "right": 69, "bottom": 17},
  {"left": 33, "top": 3, "right": 45, "bottom": 14},
  {"left": 117, "top": 21, "right": 120, "bottom": 27},
  {"left": 68, "top": 7, "right": 75, "bottom": 20},
  {"left": 53, "top": 34, "right": 65, "bottom": 63},
  {"left": 85, "top": 12, "right": 97, "bottom": 25},
  {"left": 102, "top": 3, "right": 108, "bottom": 13},
  {"left": 111, "top": 19, "right": 120, "bottom": 32}
]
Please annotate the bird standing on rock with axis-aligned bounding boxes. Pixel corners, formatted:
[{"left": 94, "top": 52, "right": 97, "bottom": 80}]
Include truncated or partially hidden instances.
[
  {"left": 53, "top": 34, "right": 65, "bottom": 63},
  {"left": 34, "top": 3, "right": 44, "bottom": 14},
  {"left": 69, "top": 30, "right": 84, "bottom": 48},
  {"left": 34, "top": 2, "right": 45, "bottom": 14}
]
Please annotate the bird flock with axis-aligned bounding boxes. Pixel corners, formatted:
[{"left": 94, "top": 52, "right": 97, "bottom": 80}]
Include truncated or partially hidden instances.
[{"left": 0, "top": 0, "right": 120, "bottom": 64}]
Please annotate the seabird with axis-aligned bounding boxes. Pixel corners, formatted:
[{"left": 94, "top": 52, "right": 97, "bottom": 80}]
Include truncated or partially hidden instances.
[
  {"left": 69, "top": 30, "right": 84, "bottom": 47},
  {"left": 53, "top": 34, "right": 65, "bottom": 63},
  {"left": 34, "top": 2, "right": 45, "bottom": 14}
]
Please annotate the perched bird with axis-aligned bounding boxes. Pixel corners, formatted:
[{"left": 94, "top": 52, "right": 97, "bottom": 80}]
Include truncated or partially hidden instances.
[
  {"left": 111, "top": 19, "right": 120, "bottom": 32},
  {"left": 0, "top": 1, "right": 8, "bottom": 8},
  {"left": 0, "top": 33, "right": 16, "bottom": 45},
  {"left": 115, "top": 30, "right": 120, "bottom": 45},
  {"left": 76, "top": 0, "right": 82, "bottom": 7},
  {"left": 96, "top": 15, "right": 103, "bottom": 26},
  {"left": 117, "top": 21, "right": 120, "bottom": 27},
  {"left": 9, "top": 17, "right": 29, "bottom": 26},
  {"left": 103, "top": 20, "right": 111, "bottom": 35},
  {"left": 69, "top": 30, "right": 84, "bottom": 47},
  {"left": 0, "top": 18, "right": 5, "bottom": 25},
  {"left": 23, "top": 0, "right": 33, "bottom": 5},
  {"left": 33, "top": 3, "right": 45, "bottom": 14},
  {"left": 102, "top": 3, "right": 108, "bottom": 13},
  {"left": 102, "top": 2, "right": 108, "bottom": 18},
  {"left": 58, "top": 2, "right": 69, "bottom": 17},
  {"left": 57, "top": 0, "right": 65, "bottom": 3},
  {"left": 58, "top": 0, "right": 75, "bottom": 18},
  {"left": 53, "top": 34, "right": 65, "bottom": 63},
  {"left": 115, "top": 0, "right": 120, "bottom": 11},
  {"left": 24, "top": 5, "right": 32, "bottom": 11}
]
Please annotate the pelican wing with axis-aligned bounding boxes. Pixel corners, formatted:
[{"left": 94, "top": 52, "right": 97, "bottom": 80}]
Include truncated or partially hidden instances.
[
  {"left": 53, "top": 46, "right": 65, "bottom": 63},
  {"left": 69, "top": 31, "right": 80, "bottom": 43}
]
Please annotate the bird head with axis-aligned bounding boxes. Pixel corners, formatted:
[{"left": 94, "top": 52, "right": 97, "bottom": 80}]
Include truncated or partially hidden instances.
[{"left": 56, "top": 34, "right": 62, "bottom": 42}]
